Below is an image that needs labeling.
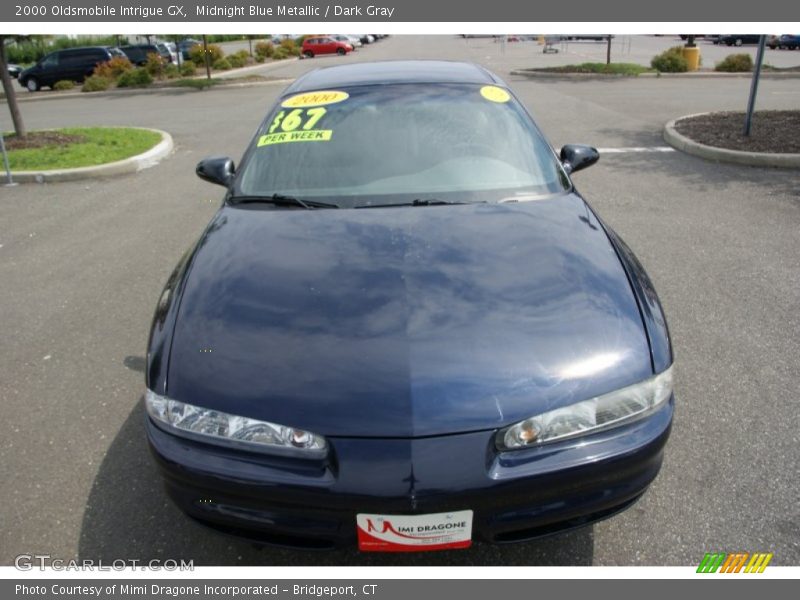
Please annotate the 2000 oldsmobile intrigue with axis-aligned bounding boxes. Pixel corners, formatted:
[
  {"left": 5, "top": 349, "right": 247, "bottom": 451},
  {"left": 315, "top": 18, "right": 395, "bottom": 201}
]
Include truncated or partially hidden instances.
[{"left": 145, "top": 61, "right": 674, "bottom": 551}]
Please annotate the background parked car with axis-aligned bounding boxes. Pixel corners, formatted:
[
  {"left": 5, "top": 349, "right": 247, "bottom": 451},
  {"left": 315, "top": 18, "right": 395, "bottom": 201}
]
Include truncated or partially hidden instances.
[
  {"left": 119, "top": 44, "right": 168, "bottom": 66},
  {"left": 156, "top": 42, "right": 178, "bottom": 63},
  {"left": 331, "top": 35, "right": 359, "bottom": 49},
  {"left": 7, "top": 64, "right": 22, "bottom": 79},
  {"left": 18, "top": 46, "right": 124, "bottom": 91},
  {"left": 565, "top": 35, "right": 608, "bottom": 41},
  {"left": 345, "top": 35, "right": 363, "bottom": 48},
  {"left": 270, "top": 34, "right": 296, "bottom": 46},
  {"left": 301, "top": 36, "right": 353, "bottom": 58},
  {"left": 177, "top": 39, "right": 202, "bottom": 61},
  {"left": 777, "top": 34, "right": 800, "bottom": 49},
  {"left": 719, "top": 34, "right": 762, "bottom": 46}
]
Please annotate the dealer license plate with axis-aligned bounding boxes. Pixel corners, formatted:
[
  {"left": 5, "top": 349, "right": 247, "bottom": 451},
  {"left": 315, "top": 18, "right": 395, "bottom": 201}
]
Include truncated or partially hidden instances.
[{"left": 356, "top": 510, "right": 473, "bottom": 552}]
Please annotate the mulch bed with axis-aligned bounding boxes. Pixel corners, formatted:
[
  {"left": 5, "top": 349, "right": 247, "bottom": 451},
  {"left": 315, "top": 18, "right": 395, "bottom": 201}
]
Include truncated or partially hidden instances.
[
  {"left": 675, "top": 111, "right": 800, "bottom": 153},
  {"left": 3, "top": 131, "right": 87, "bottom": 151}
]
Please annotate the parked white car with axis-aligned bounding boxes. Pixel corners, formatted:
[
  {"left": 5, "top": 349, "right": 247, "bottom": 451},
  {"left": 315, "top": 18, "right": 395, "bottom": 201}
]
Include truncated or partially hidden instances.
[{"left": 157, "top": 42, "right": 179, "bottom": 64}]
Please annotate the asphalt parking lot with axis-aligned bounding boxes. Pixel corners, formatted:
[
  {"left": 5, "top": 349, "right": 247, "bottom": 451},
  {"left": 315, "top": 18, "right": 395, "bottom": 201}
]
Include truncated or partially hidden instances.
[{"left": 1, "top": 35, "right": 799, "bottom": 567}]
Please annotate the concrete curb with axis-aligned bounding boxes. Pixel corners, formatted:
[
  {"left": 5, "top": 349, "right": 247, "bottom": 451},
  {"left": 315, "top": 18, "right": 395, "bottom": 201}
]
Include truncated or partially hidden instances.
[
  {"left": 510, "top": 70, "right": 644, "bottom": 80},
  {"left": 663, "top": 113, "right": 800, "bottom": 169},
  {"left": 9, "top": 128, "right": 174, "bottom": 184},
  {"left": 511, "top": 69, "right": 800, "bottom": 80}
]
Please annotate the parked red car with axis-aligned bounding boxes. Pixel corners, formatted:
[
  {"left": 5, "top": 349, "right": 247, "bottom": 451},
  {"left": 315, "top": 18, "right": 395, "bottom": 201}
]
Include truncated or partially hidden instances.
[{"left": 301, "top": 36, "right": 353, "bottom": 58}]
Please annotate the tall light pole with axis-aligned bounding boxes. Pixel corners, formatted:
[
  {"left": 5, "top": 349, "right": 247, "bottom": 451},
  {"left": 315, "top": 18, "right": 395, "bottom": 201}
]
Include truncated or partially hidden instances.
[
  {"left": 202, "top": 34, "right": 211, "bottom": 80},
  {"left": 744, "top": 35, "right": 767, "bottom": 136}
]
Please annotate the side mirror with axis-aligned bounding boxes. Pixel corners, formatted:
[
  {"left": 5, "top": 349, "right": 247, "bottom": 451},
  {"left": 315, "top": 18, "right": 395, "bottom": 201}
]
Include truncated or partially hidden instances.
[
  {"left": 560, "top": 144, "right": 599, "bottom": 175},
  {"left": 196, "top": 156, "right": 235, "bottom": 187}
]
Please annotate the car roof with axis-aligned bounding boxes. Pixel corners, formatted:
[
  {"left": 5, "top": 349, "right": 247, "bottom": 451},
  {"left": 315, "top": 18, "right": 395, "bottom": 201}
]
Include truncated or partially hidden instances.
[
  {"left": 284, "top": 60, "right": 504, "bottom": 94},
  {"left": 58, "top": 46, "right": 110, "bottom": 53}
]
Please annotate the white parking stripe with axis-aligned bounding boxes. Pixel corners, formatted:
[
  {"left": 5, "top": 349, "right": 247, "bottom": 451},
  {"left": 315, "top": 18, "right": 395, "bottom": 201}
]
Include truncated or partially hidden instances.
[{"left": 597, "top": 147, "right": 676, "bottom": 153}]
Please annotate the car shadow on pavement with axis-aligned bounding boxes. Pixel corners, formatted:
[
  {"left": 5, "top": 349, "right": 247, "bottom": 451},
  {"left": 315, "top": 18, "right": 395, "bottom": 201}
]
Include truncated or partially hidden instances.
[{"left": 78, "top": 398, "right": 595, "bottom": 566}]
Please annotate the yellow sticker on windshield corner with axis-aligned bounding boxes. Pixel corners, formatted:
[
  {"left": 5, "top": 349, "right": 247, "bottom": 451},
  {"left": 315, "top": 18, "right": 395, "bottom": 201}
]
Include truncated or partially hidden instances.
[
  {"left": 480, "top": 85, "right": 510, "bottom": 103},
  {"left": 258, "top": 129, "right": 333, "bottom": 146},
  {"left": 282, "top": 90, "right": 349, "bottom": 108}
]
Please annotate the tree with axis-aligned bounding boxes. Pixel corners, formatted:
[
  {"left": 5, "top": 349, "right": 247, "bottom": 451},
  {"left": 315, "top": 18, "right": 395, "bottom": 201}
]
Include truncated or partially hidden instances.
[{"left": 0, "top": 35, "right": 26, "bottom": 138}]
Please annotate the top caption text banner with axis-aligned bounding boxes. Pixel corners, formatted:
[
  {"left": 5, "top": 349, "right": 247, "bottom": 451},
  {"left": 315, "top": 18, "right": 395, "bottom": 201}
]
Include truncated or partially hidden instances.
[{"left": 1, "top": 0, "right": 796, "bottom": 23}]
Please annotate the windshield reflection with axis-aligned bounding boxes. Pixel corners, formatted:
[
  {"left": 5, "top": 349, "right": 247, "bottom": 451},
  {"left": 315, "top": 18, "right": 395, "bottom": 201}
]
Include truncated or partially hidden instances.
[{"left": 235, "top": 83, "right": 569, "bottom": 207}]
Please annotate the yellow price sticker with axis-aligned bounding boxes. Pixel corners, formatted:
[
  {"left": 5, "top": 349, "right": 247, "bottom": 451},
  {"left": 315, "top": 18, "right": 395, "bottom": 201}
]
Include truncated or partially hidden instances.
[
  {"left": 258, "top": 129, "right": 333, "bottom": 146},
  {"left": 268, "top": 107, "right": 328, "bottom": 134},
  {"left": 281, "top": 90, "right": 349, "bottom": 108},
  {"left": 480, "top": 85, "right": 511, "bottom": 103}
]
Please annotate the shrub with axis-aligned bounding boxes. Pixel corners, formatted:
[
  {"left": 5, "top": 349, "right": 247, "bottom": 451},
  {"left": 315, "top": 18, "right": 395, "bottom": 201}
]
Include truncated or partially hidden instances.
[
  {"left": 651, "top": 46, "right": 688, "bottom": 73},
  {"left": 188, "top": 43, "right": 224, "bottom": 65},
  {"left": 227, "top": 54, "right": 246, "bottom": 68},
  {"left": 179, "top": 60, "right": 196, "bottom": 76},
  {"left": 715, "top": 53, "right": 753, "bottom": 73},
  {"left": 255, "top": 41, "right": 274, "bottom": 58},
  {"left": 81, "top": 75, "right": 111, "bottom": 92},
  {"left": 255, "top": 55, "right": 265, "bottom": 63},
  {"left": 272, "top": 47, "right": 289, "bottom": 60},
  {"left": 280, "top": 38, "right": 300, "bottom": 56},
  {"left": 117, "top": 68, "right": 153, "bottom": 88},
  {"left": 53, "top": 80, "right": 75, "bottom": 91},
  {"left": 212, "top": 58, "right": 232, "bottom": 71},
  {"left": 233, "top": 49, "right": 249, "bottom": 60},
  {"left": 164, "top": 63, "right": 180, "bottom": 79},
  {"left": 93, "top": 56, "right": 134, "bottom": 79},
  {"left": 144, "top": 52, "right": 166, "bottom": 78}
]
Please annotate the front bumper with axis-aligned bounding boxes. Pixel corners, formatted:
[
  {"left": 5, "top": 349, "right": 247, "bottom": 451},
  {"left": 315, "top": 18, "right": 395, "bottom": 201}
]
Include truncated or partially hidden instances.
[{"left": 146, "top": 397, "right": 673, "bottom": 549}]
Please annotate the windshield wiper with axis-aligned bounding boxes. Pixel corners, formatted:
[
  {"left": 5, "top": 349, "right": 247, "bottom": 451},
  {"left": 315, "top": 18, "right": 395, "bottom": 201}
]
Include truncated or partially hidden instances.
[
  {"left": 355, "top": 199, "right": 481, "bottom": 209},
  {"left": 228, "top": 194, "right": 339, "bottom": 209}
]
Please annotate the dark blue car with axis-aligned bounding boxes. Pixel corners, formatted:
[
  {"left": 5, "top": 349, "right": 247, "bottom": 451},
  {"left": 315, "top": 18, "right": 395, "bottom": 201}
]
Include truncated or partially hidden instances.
[{"left": 145, "top": 60, "right": 674, "bottom": 552}]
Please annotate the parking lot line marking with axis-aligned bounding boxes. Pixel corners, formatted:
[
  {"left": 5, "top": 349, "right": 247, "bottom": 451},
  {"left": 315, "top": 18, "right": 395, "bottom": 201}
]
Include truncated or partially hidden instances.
[{"left": 597, "top": 147, "right": 676, "bottom": 153}]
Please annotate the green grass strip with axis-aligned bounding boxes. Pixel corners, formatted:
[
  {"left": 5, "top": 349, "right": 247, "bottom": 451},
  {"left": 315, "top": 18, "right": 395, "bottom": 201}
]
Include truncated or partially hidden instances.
[
  {"left": 535, "top": 63, "right": 654, "bottom": 75},
  {"left": 4, "top": 127, "right": 162, "bottom": 171}
]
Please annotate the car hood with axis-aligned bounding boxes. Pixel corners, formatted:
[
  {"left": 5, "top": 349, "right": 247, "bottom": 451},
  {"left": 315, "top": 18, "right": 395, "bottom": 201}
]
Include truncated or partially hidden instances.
[{"left": 166, "top": 194, "right": 652, "bottom": 438}]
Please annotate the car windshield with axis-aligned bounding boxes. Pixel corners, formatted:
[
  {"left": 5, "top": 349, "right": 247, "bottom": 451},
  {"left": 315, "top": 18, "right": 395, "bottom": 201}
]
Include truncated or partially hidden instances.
[{"left": 234, "top": 83, "right": 570, "bottom": 207}]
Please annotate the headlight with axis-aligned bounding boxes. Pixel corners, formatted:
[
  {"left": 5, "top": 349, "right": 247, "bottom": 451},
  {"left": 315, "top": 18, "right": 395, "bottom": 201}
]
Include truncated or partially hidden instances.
[
  {"left": 145, "top": 390, "right": 327, "bottom": 458},
  {"left": 497, "top": 365, "right": 674, "bottom": 450}
]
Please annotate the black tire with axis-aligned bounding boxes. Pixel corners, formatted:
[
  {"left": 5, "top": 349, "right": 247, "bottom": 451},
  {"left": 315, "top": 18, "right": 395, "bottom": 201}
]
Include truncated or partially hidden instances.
[
  {"left": 25, "top": 77, "right": 40, "bottom": 92},
  {"left": 303, "top": 50, "right": 314, "bottom": 58},
  {"left": 336, "top": 48, "right": 346, "bottom": 56}
]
